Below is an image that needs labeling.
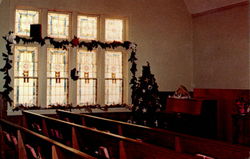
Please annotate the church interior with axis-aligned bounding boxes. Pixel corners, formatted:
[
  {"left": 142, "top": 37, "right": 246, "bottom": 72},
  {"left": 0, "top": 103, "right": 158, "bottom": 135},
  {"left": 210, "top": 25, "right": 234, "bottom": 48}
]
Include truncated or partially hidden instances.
[{"left": 0, "top": 0, "right": 249, "bottom": 158}]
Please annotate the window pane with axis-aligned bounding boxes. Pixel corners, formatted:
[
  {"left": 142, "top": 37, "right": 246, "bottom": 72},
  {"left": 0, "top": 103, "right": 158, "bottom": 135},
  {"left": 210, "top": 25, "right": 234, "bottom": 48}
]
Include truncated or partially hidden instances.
[
  {"left": 14, "top": 78, "right": 38, "bottom": 106},
  {"left": 105, "top": 51, "right": 123, "bottom": 104},
  {"left": 47, "top": 48, "right": 68, "bottom": 78},
  {"left": 15, "top": 9, "right": 39, "bottom": 36},
  {"left": 48, "top": 12, "right": 69, "bottom": 38},
  {"left": 14, "top": 46, "right": 38, "bottom": 107},
  {"left": 77, "top": 50, "right": 96, "bottom": 78},
  {"left": 105, "top": 79, "right": 122, "bottom": 104},
  {"left": 77, "top": 15, "right": 97, "bottom": 40},
  {"left": 77, "top": 79, "right": 96, "bottom": 105},
  {"left": 105, "top": 19, "right": 123, "bottom": 41},
  {"left": 105, "top": 51, "right": 122, "bottom": 78},
  {"left": 14, "top": 46, "right": 38, "bottom": 77},
  {"left": 47, "top": 79, "right": 68, "bottom": 105},
  {"left": 47, "top": 48, "right": 68, "bottom": 105},
  {"left": 77, "top": 50, "right": 97, "bottom": 105}
]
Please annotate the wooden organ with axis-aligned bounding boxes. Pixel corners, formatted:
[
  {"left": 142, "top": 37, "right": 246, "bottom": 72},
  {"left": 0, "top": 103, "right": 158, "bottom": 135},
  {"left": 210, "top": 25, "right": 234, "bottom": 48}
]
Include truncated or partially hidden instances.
[{"left": 164, "top": 98, "right": 217, "bottom": 139}]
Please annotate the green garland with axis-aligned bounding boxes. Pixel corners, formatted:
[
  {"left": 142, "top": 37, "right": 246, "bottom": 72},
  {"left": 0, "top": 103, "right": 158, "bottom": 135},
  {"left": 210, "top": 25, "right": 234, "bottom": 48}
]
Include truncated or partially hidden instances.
[{"left": 1, "top": 31, "right": 138, "bottom": 107}]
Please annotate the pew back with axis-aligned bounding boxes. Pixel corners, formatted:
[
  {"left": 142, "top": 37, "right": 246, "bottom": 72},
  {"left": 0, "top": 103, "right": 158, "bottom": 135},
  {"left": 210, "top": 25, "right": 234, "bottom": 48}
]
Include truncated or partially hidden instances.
[{"left": 0, "top": 119, "right": 96, "bottom": 159}]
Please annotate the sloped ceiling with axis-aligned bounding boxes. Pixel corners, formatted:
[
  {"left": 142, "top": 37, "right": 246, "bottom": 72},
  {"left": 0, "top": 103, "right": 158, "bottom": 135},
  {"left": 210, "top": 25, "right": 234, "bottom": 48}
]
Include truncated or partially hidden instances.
[{"left": 183, "top": 0, "right": 248, "bottom": 14}]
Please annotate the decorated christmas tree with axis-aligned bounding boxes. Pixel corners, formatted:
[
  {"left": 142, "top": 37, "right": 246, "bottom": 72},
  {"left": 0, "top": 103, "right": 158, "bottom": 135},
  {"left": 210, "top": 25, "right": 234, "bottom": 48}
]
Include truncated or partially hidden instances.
[{"left": 132, "top": 62, "right": 162, "bottom": 125}]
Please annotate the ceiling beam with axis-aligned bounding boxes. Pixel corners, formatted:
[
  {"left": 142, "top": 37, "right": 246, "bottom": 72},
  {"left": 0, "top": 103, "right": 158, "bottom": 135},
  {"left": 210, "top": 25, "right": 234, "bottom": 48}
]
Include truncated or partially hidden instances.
[{"left": 192, "top": 1, "right": 249, "bottom": 18}]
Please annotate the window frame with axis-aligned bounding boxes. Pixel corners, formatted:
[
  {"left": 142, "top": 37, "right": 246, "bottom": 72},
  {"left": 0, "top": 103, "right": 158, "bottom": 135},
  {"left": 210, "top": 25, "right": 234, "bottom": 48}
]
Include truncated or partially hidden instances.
[
  {"left": 13, "top": 45, "right": 39, "bottom": 107},
  {"left": 46, "top": 47, "right": 70, "bottom": 106},
  {"left": 76, "top": 48, "right": 98, "bottom": 105},
  {"left": 104, "top": 17, "right": 128, "bottom": 42},
  {"left": 103, "top": 48, "right": 129, "bottom": 105},
  {"left": 77, "top": 14, "right": 99, "bottom": 41},
  {"left": 14, "top": 8, "right": 41, "bottom": 37},
  {"left": 47, "top": 11, "right": 72, "bottom": 39}
]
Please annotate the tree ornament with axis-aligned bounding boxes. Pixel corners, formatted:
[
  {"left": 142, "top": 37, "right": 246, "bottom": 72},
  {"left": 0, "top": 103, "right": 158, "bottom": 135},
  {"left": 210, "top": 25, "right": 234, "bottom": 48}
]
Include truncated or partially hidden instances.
[
  {"left": 144, "top": 78, "right": 149, "bottom": 82},
  {"left": 148, "top": 85, "right": 152, "bottom": 90}
]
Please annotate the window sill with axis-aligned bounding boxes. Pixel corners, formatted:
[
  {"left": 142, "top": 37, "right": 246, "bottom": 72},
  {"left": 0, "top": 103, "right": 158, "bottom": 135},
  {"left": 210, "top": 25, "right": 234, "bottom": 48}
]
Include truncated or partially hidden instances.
[{"left": 7, "top": 107, "right": 131, "bottom": 116}]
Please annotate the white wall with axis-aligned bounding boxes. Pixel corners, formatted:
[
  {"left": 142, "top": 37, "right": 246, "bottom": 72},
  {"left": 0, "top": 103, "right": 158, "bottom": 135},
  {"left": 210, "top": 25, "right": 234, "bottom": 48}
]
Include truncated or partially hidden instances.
[
  {"left": 193, "top": 4, "right": 250, "bottom": 89},
  {"left": 0, "top": 0, "right": 193, "bottom": 95}
]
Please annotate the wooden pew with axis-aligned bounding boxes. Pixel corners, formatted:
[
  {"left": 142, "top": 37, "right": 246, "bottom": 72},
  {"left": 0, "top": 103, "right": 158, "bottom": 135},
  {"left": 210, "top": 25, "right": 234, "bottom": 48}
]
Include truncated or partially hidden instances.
[
  {"left": 22, "top": 110, "right": 198, "bottom": 159},
  {"left": 0, "top": 119, "right": 96, "bottom": 159},
  {"left": 56, "top": 109, "right": 250, "bottom": 159}
]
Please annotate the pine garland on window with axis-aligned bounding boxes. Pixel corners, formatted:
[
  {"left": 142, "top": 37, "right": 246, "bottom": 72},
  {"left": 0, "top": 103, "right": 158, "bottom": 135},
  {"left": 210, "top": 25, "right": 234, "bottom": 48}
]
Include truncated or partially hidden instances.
[{"left": 1, "top": 31, "right": 138, "bottom": 109}]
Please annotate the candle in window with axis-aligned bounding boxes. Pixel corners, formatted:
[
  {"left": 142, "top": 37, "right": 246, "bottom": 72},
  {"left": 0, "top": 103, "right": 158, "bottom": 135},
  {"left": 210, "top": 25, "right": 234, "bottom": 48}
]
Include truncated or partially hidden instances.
[
  {"left": 55, "top": 72, "right": 60, "bottom": 83},
  {"left": 84, "top": 72, "right": 89, "bottom": 84},
  {"left": 23, "top": 70, "right": 29, "bottom": 83},
  {"left": 112, "top": 73, "right": 116, "bottom": 83}
]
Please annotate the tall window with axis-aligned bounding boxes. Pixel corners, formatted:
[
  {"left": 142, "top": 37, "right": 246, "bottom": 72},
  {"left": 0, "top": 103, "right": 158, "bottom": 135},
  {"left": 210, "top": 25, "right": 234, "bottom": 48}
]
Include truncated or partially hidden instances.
[
  {"left": 105, "top": 51, "right": 123, "bottom": 104},
  {"left": 77, "top": 15, "right": 98, "bottom": 40},
  {"left": 47, "top": 48, "right": 68, "bottom": 105},
  {"left": 105, "top": 19, "right": 123, "bottom": 42},
  {"left": 48, "top": 12, "right": 70, "bottom": 38},
  {"left": 77, "top": 49, "right": 97, "bottom": 105},
  {"left": 14, "top": 46, "right": 38, "bottom": 107},
  {"left": 15, "top": 9, "right": 39, "bottom": 36},
  {"left": 13, "top": 8, "right": 128, "bottom": 108},
  {"left": 104, "top": 18, "right": 125, "bottom": 104}
]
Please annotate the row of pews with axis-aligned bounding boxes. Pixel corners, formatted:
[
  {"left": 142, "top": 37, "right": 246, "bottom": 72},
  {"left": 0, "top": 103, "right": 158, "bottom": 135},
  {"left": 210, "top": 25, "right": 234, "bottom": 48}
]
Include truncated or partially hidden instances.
[
  {"left": 1, "top": 111, "right": 198, "bottom": 159},
  {"left": 56, "top": 110, "right": 250, "bottom": 159},
  {"left": 1, "top": 110, "right": 250, "bottom": 159}
]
